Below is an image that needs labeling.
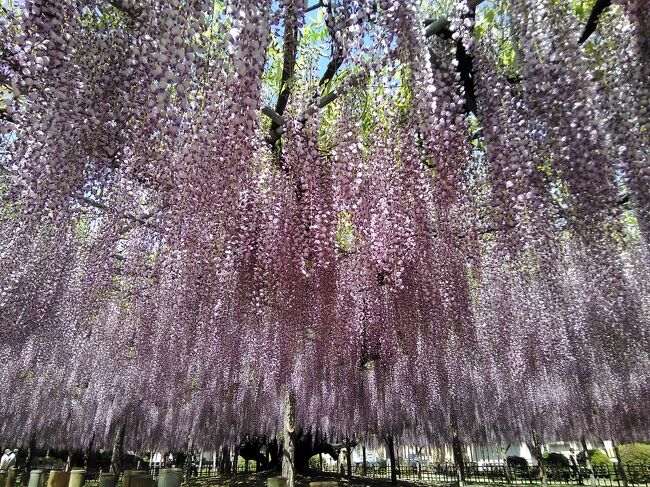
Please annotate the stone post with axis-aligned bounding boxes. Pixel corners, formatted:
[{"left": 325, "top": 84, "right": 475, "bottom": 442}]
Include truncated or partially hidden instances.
[
  {"left": 157, "top": 468, "right": 182, "bottom": 487},
  {"left": 27, "top": 470, "right": 45, "bottom": 487},
  {"left": 67, "top": 470, "right": 85, "bottom": 487},
  {"left": 5, "top": 468, "right": 18, "bottom": 487},
  {"left": 268, "top": 478, "right": 287, "bottom": 487},
  {"left": 97, "top": 473, "right": 115, "bottom": 487},
  {"left": 46, "top": 471, "right": 70, "bottom": 487}
]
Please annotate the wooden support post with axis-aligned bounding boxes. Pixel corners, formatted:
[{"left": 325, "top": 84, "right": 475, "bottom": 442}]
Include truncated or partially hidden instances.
[
  {"left": 581, "top": 437, "right": 597, "bottom": 487},
  {"left": 451, "top": 415, "right": 466, "bottom": 486},
  {"left": 282, "top": 391, "right": 296, "bottom": 487},
  {"left": 362, "top": 447, "right": 367, "bottom": 476}
]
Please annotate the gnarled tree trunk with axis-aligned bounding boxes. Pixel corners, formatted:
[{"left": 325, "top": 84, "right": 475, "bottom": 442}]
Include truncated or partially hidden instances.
[
  {"left": 220, "top": 446, "right": 231, "bottom": 475},
  {"left": 84, "top": 433, "right": 95, "bottom": 472},
  {"left": 581, "top": 437, "right": 596, "bottom": 487},
  {"left": 613, "top": 440, "right": 628, "bottom": 487},
  {"left": 385, "top": 436, "right": 397, "bottom": 485},
  {"left": 529, "top": 427, "right": 548, "bottom": 487},
  {"left": 282, "top": 392, "right": 296, "bottom": 487},
  {"left": 451, "top": 415, "right": 466, "bottom": 486},
  {"left": 110, "top": 421, "right": 126, "bottom": 477},
  {"left": 22, "top": 434, "right": 36, "bottom": 486}
]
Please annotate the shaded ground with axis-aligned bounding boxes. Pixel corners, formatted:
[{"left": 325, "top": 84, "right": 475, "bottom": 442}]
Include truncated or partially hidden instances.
[{"left": 182, "top": 471, "right": 453, "bottom": 487}]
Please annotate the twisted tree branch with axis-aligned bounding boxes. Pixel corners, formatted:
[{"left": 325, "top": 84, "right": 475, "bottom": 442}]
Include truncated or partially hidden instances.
[
  {"left": 263, "top": 0, "right": 487, "bottom": 144},
  {"left": 271, "top": 1, "right": 301, "bottom": 135},
  {"left": 106, "top": 0, "right": 142, "bottom": 19},
  {"left": 579, "top": 0, "right": 612, "bottom": 44},
  {"left": 318, "top": 1, "right": 345, "bottom": 88}
]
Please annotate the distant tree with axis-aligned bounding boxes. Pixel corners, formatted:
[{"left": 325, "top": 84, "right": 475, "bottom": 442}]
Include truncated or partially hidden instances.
[
  {"left": 618, "top": 444, "right": 650, "bottom": 465},
  {"left": 577, "top": 449, "right": 612, "bottom": 468},
  {"left": 543, "top": 452, "right": 570, "bottom": 468},
  {"left": 507, "top": 456, "right": 528, "bottom": 470}
]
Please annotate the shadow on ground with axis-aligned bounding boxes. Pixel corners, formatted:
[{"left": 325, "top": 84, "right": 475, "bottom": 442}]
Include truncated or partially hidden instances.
[{"left": 183, "top": 471, "right": 453, "bottom": 487}]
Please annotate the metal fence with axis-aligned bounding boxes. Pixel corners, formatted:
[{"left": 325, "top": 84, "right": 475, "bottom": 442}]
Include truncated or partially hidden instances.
[
  {"left": 71, "top": 461, "right": 650, "bottom": 486},
  {"left": 316, "top": 462, "right": 650, "bottom": 487}
]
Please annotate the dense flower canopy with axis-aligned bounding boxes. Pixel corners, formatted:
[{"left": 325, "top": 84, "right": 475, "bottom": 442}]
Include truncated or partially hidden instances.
[{"left": 0, "top": 0, "right": 648, "bottom": 450}]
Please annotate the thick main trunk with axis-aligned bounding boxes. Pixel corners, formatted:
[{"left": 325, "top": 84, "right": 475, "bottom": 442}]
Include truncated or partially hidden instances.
[
  {"left": 581, "top": 437, "right": 596, "bottom": 487},
  {"left": 282, "top": 392, "right": 296, "bottom": 487},
  {"left": 22, "top": 435, "right": 36, "bottom": 486},
  {"left": 293, "top": 430, "right": 337, "bottom": 472},
  {"left": 529, "top": 427, "right": 548, "bottom": 487},
  {"left": 613, "top": 440, "right": 628, "bottom": 487},
  {"left": 451, "top": 415, "right": 466, "bottom": 485},
  {"left": 84, "top": 434, "right": 95, "bottom": 471},
  {"left": 345, "top": 447, "right": 352, "bottom": 478},
  {"left": 220, "top": 446, "right": 231, "bottom": 475},
  {"left": 501, "top": 444, "right": 513, "bottom": 483},
  {"left": 184, "top": 440, "right": 193, "bottom": 479},
  {"left": 386, "top": 436, "right": 397, "bottom": 485},
  {"left": 232, "top": 446, "right": 239, "bottom": 475},
  {"left": 362, "top": 447, "right": 367, "bottom": 476},
  {"left": 110, "top": 421, "right": 126, "bottom": 476}
]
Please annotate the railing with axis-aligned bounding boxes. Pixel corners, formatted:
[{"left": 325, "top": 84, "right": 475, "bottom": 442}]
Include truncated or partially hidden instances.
[
  {"left": 147, "top": 462, "right": 259, "bottom": 479},
  {"left": 52, "top": 461, "right": 648, "bottom": 486},
  {"left": 314, "top": 462, "right": 650, "bottom": 487}
]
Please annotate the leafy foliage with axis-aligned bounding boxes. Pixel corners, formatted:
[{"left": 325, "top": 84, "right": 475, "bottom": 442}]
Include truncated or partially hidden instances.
[
  {"left": 543, "top": 452, "right": 570, "bottom": 468},
  {"left": 577, "top": 449, "right": 612, "bottom": 468},
  {"left": 619, "top": 444, "right": 650, "bottom": 465}
]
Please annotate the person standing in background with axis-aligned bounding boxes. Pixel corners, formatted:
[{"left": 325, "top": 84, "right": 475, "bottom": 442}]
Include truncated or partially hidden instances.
[
  {"left": 0, "top": 449, "right": 11, "bottom": 471},
  {"left": 569, "top": 448, "right": 580, "bottom": 481},
  {"left": 8, "top": 449, "right": 18, "bottom": 468}
]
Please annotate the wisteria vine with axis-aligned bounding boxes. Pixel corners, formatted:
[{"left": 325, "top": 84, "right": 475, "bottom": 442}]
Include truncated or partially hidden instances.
[{"left": 0, "top": 0, "right": 648, "bottom": 451}]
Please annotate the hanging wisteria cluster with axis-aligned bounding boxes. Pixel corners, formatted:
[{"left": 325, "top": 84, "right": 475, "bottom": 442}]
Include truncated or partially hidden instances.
[{"left": 0, "top": 0, "right": 648, "bottom": 451}]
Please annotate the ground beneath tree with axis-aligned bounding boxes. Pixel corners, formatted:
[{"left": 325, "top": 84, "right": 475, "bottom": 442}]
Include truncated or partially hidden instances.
[{"left": 182, "top": 471, "right": 453, "bottom": 487}]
